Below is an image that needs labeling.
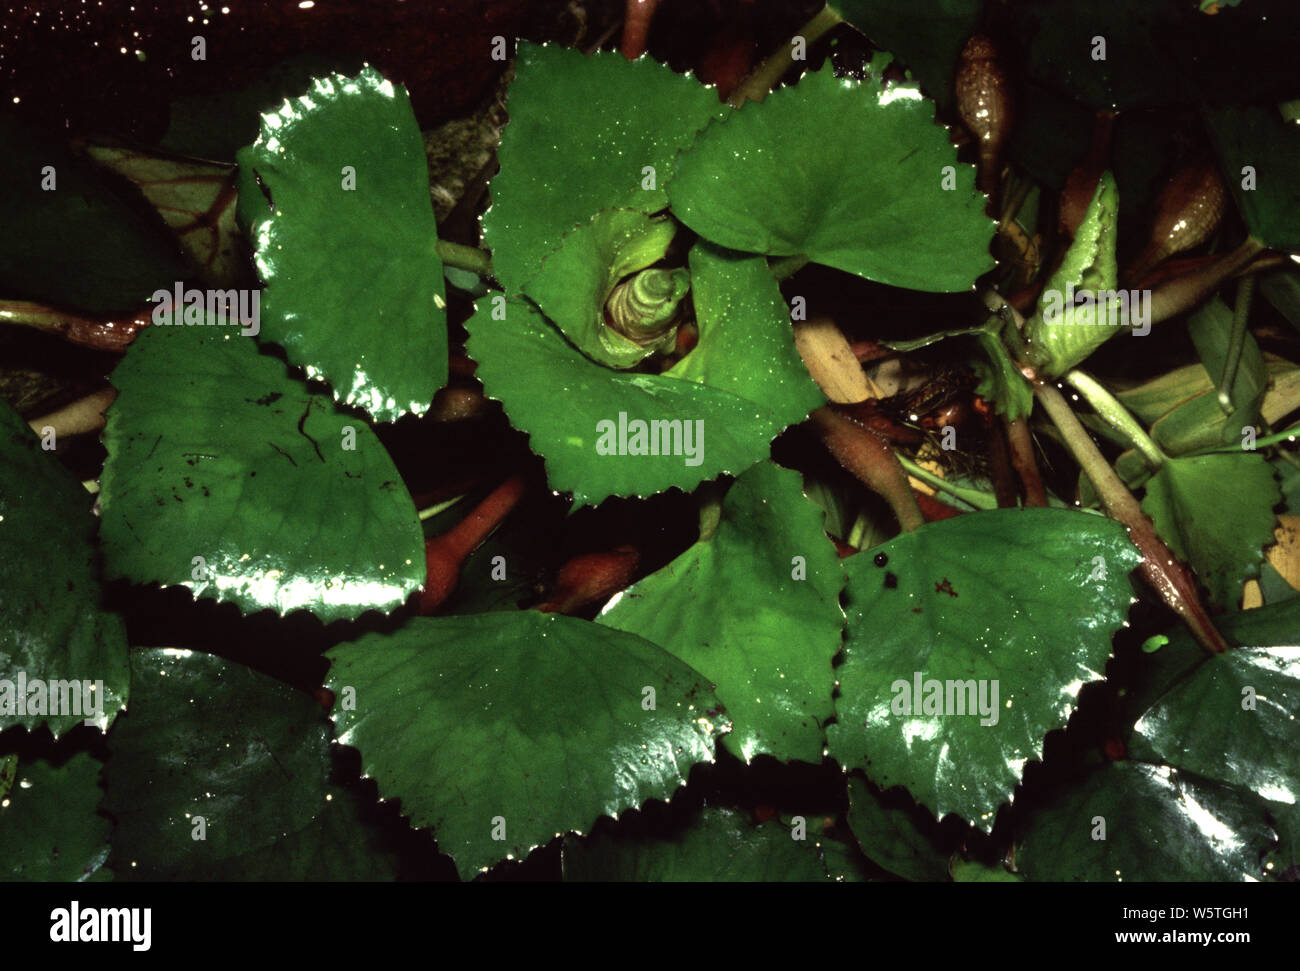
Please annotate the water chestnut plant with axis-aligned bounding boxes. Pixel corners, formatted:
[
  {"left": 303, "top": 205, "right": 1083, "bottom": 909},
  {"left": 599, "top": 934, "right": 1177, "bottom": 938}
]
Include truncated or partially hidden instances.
[{"left": 1, "top": 0, "right": 1298, "bottom": 886}]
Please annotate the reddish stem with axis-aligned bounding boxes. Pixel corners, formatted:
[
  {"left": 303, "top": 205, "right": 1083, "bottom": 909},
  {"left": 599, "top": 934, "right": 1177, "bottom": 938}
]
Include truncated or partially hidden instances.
[
  {"left": 914, "top": 490, "right": 965, "bottom": 522},
  {"left": 811, "top": 406, "right": 926, "bottom": 533},
  {"left": 1004, "top": 416, "right": 1048, "bottom": 507},
  {"left": 621, "top": 0, "right": 661, "bottom": 60},
  {"left": 537, "top": 546, "right": 640, "bottom": 614},
  {"left": 418, "top": 475, "right": 526, "bottom": 614},
  {"left": 978, "top": 406, "right": 1020, "bottom": 508}
]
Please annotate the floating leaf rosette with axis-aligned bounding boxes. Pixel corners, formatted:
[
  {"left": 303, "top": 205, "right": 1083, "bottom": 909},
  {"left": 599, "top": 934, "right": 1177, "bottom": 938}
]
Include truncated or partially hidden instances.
[
  {"left": 236, "top": 67, "right": 447, "bottom": 422},
  {"left": 466, "top": 244, "right": 823, "bottom": 507},
  {"left": 524, "top": 209, "right": 689, "bottom": 369}
]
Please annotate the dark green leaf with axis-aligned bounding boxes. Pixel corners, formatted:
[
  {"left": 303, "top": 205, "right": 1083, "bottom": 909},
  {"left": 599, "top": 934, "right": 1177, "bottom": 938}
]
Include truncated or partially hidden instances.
[
  {"left": 834, "top": 0, "right": 982, "bottom": 110},
  {"left": 846, "top": 774, "right": 949, "bottom": 882},
  {"left": 562, "top": 807, "right": 831, "bottom": 882},
  {"left": 0, "top": 754, "right": 111, "bottom": 881},
  {"left": 1017, "top": 762, "right": 1273, "bottom": 881},
  {"left": 103, "top": 648, "right": 332, "bottom": 880},
  {"left": 0, "top": 400, "right": 129, "bottom": 736},
  {"left": 325, "top": 612, "right": 729, "bottom": 878},
  {"left": 99, "top": 324, "right": 424, "bottom": 622},
  {"left": 0, "top": 113, "right": 187, "bottom": 314}
]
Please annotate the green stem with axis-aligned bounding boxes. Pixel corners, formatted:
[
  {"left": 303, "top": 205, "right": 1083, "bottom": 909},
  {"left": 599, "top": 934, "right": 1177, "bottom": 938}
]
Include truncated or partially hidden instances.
[
  {"left": 770, "top": 254, "right": 810, "bottom": 280},
  {"left": 895, "top": 454, "right": 998, "bottom": 510},
  {"left": 728, "top": 4, "right": 843, "bottom": 107},
  {"left": 418, "top": 494, "right": 467, "bottom": 521},
  {"left": 1189, "top": 423, "right": 1300, "bottom": 455},
  {"left": 1033, "top": 376, "right": 1228, "bottom": 655},
  {"left": 1217, "top": 274, "right": 1256, "bottom": 414},
  {"left": 436, "top": 239, "right": 494, "bottom": 278},
  {"left": 1064, "top": 369, "right": 1167, "bottom": 468}
]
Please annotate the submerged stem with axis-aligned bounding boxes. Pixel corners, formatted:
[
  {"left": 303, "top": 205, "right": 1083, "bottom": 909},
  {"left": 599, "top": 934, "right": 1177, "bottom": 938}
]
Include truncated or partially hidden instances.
[
  {"left": 436, "top": 239, "right": 494, "bottom": 278},
  {"left": 727, "top": 4, "right": 843, "bottom": 108}
]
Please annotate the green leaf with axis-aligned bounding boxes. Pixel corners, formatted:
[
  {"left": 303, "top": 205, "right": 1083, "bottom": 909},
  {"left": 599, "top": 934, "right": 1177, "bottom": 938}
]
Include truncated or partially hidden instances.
[
  {"left": 0, "top": 401, "right": 129, "bottom": 736},
  {"left": 0, "top": 754, "right": 111, "bottom": 881},
  {"left": 483, "top": 43, "right": 727, "bottom": 295},
  {"left": 833, "top": 0, "right": 982, "bottom": 111},
  {"left": 667, "top": 64, "right": 994, "bottom": 292},
  {"left": 826, "top": 508, "right": 1140, "bottom": 828},
  {"left": 0, "top": 113, "right": 187, "bottom": 314},
  {"left": 466, "top": 249, "right": 821, "bottom": 506},
  {"left": 846, "top": 774, "right": 949, "bottom": 882},
  {"left": 1266, "top": 800, "right": 1298, "bottom": 880},
  {"left": 667, "top": 243, "right": 825, "bottom": 416},
  {"left": 562, "top": 806, "right": 831, "bottom": 881},
  {"left": 973, "top": 326, "right": 1033, "bottom": 422},
  {"left": 1017, "top": 762, "right": 1273, "bottom": 881},
  {"left": 1024, "top": 172, "right": 1127, "bottom": 377},
  {"left": 523, "top": 209, "right": 686, "bottom": 368},
  {"left": 599, "top": 462, "right": 843, "bottom": 764},
  {"left": 103, "top": 648, "right": 333, "bottom": 880},
  {"left": 1132, "top": 646, "right": 1300, "bottom": 808},
  {"left": 99, "top": 323, "right": 424, "bottom": 622},
  {"left": 1206, "top": 105, "right": 1300, "bottom": 251},
  {"left": 193, "top": 783, "right": 403, "bottom": 881},
  {"left": 1007, "top": 1, "right": 1189, "bottom": 112},
  {"left": 325, "top": 612, "right": 729, "bottom": 879},
  {"left": 1140, "top": 453, "right": 1280, "bottom": 608},
  {"left": 950, "top": 858, "right": 1021, "bottom": 882},
  {"left": 236, "top": 67, "right": 447, "bottom": 422}
]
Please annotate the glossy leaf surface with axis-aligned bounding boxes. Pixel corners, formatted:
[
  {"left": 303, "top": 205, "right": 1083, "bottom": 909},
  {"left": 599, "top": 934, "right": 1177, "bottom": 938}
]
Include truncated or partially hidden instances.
[
  {"left": 99, "top": 324, "right": 424, "bottom": 622},
  {"left": 236, "top": 67, "right": 447, "bottom": 421},
  {"left": 1017, "top": 762, "right": 1273, "bottom": 881},
  {"left": 827, "top": 509, "right": 1140, "bottom": 828},
  {"left": 667, "top": 64, "right": 994, "bottom": 292},
  {"left": 326, "top": 612, "right": 728, "bottom": 878}
]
